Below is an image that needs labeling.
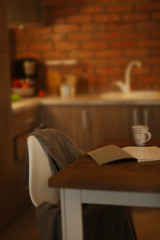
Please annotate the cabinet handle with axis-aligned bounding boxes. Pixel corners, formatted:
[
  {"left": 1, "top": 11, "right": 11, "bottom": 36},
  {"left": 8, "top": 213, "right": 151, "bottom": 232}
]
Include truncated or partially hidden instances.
[
  {"left": 23, "top": 118, "right": 34, "bottom": 125},
  {"left": 81, "top": 109, "right": 88, "bottom": 130},
  {"left": 143, "top": 109, "right": 148, "bottom": 125},
  {"left": 133, "top": 109, "right": 138, "bottom": 125}
]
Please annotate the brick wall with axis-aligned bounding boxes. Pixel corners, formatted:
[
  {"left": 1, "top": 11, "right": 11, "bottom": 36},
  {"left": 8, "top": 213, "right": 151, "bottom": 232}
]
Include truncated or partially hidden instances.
[{"left": 12, "top": 0, "right": 160, "bottom": 93}]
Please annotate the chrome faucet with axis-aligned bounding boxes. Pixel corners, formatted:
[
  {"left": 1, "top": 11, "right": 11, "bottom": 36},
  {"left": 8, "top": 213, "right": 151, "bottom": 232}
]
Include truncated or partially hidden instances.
[{"left": 114, "top": 60, "right": 142, "bottom": 93}]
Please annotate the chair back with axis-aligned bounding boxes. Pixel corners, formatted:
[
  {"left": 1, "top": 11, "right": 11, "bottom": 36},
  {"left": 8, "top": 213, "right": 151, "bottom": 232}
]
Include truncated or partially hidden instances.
[{"left": 27, "top": 135, "right": 59, "bottom": 207}]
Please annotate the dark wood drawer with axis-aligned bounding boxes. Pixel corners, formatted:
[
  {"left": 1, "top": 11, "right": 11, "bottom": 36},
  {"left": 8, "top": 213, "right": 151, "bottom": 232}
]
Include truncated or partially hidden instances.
[
  {"left": 12, "top": 106, "right": 40, "bottom": 137},
  {"left": 14, "top": 133, "right": 28, "bottom": 162}
]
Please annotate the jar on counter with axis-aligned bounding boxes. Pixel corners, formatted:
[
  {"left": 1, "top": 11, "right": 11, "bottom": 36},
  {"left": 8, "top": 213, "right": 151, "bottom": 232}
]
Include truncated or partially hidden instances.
[
  {"left": 45, "top": 59, "right": 78, "bottom": 96},
  {"left": 45, "top": 60, "right": 62, "bottom": 95}
]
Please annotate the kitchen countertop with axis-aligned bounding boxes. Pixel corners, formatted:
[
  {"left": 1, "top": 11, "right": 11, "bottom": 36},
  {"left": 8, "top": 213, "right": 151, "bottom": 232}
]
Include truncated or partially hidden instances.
[
  {"left": 12, "top": 97, "right": 41, "bottom": 112},
  {"left": 11, "top": 93, "right": 160, "bottom": 112}
]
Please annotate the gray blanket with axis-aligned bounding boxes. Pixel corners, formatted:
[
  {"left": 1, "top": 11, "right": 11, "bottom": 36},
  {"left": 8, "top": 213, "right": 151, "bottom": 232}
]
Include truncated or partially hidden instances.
[
  {"left": 26, "top": 128, "right": 85, "bottom": 240},
  {"left": 26, "top": 128, "right": 137, "bottom": 240},
  {"left": 25, "top": 128, "right": 85, "bottom": 186}
]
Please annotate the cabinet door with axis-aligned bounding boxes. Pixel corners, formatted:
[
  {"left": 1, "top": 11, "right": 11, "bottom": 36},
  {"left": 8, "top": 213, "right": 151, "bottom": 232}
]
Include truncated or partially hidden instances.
[
  {"left": 0, "top": 0, "right": 18, "bottom": 229},
  {"left": 7, "top": 0, "right": 45, "bottom": 28},
  {"left": 140, "top": 106, "right": 160, "bottom": 140},
  {"left": 42, "top": 106, "right": 92, "bottom": 152},
  {"left": 127, "top": 105, "right": 160, "bottom": 141},
  {"left": 90, "top": 105, "right": 140, "bottom": 148},
  {"left": 12, "top": 106, "right": 40, "bottom": 137},
  {"left": 12, "top": 106, "right": 40, "bottom": 211},
  {"left": 0, "top": 1, "right": 8, "bottom": 50}
]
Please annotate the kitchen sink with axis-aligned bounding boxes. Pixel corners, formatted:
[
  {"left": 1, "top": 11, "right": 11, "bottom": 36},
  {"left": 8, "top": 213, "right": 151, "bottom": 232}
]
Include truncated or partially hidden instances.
[{"left": 100, "top": 90, "right": 160, "bottom": 100}]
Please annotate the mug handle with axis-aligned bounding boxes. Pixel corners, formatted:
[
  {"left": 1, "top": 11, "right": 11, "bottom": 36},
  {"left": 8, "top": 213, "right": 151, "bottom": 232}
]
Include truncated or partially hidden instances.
[{"left": 145, "top": 132, "right": 152, "bottom": 142}]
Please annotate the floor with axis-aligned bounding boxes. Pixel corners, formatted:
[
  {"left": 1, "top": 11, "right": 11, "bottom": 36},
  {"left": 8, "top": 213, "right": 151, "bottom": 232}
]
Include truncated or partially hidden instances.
[
  {"left": 0, "top": 205, "right": 41, "bottom": 240},
  {"left": 0, "top": 205, "right": 160, "bottom": 240}
]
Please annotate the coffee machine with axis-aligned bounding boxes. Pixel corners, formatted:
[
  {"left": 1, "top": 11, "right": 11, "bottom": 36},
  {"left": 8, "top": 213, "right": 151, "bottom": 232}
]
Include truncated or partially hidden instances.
[{"left": 15, "top": 58, "right": 37, "bottom": 86}]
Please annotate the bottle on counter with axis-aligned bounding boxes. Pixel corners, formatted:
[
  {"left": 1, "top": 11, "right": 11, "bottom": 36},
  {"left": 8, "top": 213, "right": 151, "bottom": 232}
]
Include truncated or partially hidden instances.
[
  {"left": 45, "top": 60, "right": 62, "bottom": 95},
  {"left": 77, "top": 68, "right": 89, "bottom": 94}
]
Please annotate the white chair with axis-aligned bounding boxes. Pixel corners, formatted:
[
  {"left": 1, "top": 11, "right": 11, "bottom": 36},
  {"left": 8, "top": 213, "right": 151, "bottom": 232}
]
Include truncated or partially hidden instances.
[{"left": 27, "top": 135, "right": 59, "bottom": 207}]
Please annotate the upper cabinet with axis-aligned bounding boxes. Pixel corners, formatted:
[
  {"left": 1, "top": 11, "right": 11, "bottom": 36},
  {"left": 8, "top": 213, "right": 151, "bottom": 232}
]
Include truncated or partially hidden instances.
[{"left": 6, "top": 0, "right": 45, "bottom": 29}]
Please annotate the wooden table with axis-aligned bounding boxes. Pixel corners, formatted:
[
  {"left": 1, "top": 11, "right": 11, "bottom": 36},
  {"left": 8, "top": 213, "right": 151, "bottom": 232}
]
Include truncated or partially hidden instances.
[{"left": 49, "top": 140, "right": 160, "bottom": 240}]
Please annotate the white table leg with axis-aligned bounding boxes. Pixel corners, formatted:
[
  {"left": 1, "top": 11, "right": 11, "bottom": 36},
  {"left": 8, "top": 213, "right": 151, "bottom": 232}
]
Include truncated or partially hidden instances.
[{"left": 60, "top": 188, "right": 83, "bottom": 240}]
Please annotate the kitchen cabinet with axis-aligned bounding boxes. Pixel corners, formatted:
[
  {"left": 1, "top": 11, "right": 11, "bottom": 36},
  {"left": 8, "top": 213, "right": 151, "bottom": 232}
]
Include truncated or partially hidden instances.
[
  {"left": 133, "top": 105, "right": 160, "bottom": 140},
  {"left": 91, "top": 105, "right": 160, "bottom": 147},
  {"left": 0, "top": 3, "right": 8, "bottom": 51},
  {"left": 41, "top": 105, "right": 92, "bottom": 152},
  {"left": 12, "top": 106, "right": 40, "bottom": 211},
  {"left": 41, "top": 103, "right": 160, "bottom": 152},
  {"left": 41, "top": 105, "right": 135, "bottom": 151},
  {"left": 90, "top": 105, "right": 134, "bottom": 148},
  {"left": 6, "top": 0, "right": 45, "bottom": 29},
  {"left": 0, "top": 0, "right": 18, "bottom": 230}
]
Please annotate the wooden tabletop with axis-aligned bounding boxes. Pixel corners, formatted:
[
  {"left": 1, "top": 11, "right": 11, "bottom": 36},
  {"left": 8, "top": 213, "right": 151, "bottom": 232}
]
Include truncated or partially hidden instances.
[{"left": 49, "top": 139, "right": 160, "bottom": 194}]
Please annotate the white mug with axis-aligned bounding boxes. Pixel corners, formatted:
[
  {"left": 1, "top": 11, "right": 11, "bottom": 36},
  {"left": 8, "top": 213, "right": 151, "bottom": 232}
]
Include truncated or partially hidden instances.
[
  {"left": 132, "top": 125, "right": 151, "bottom": 146},
  {"left": 60, "top": 84, "right": 75, "bottom": 98}
]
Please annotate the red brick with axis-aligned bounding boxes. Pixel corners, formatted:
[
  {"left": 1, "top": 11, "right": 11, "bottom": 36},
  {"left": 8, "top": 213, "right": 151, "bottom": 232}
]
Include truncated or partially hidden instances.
[
  {"left": 151, "top": 30, "right": 160, "bottom": 38},
  {"left": 14, "top": 28, "right": 25, "bottom": 35},
  {"left": 81, "top": 23, "right": 107, "bottom": 32},
  {"left": 15, "top": 52, "right": 41, "bottom": 59},
  {"left": 107, "top": 4, "right": 132, "bottom": 12},
  {"left": 80, "top": 24, "right": 97, "bottom": 32},
  {"left": 29, "top": 43, "right": 53, "bottom": 51},
  {"left": 97, "top": 24, "right": 107, "bottom": 31},
  {"left": 124, "top": 49, "right": 149, "bottom": 57},
  {"left": 149, "top": 58, "right": 160, "bottom": 65},
  {"left": 82, "top": 41, "right": 107, "bottom": 49},
  {"left": 27, "top": 27, "right": 52, "bottom": 35},
  {"left": 136, "top": 3, "right": 160, "bottom": 11},
  {"left": 45, "top": 0, "right": 66, "bottom": 6},
  {"left": 122, "top": 13, "right": 149, "bottom": 21},
  {"left": 138, "top": 75, "right": 160, "bottom": 83},
  {"left": 151, "top": 49, "right": 160, "bottom": 56},
  {"left": 136, "top": 21, "right": 159, "bottom": 29},
  {"left": 80, "top": 6, "right": 104, "bottom": 14},
  {"left": 151, "top": 12, "right": 160, "bottom": 20},
  {"left": 132, "top": 67, "right": 150, "bottom": 75},
  {"left": 152, "top": 67, "right": 160, "bottom": 74},
  {"left": 54, "top": 42, "right": 79, "bottom": 51},
  {"left": 96, "top": 0, "right": 122, "bottom": 3},
  {"left": 26, "top": 33, "right": 52, "bottom": 44},
  {"left": 15, "top": 44, "right": 27, "bottom": 52},
  {"left": 51, "top": 34, "right": 66, "bottom": 42},
  {"left": 13, "top": 0, "right": 160, "bottom": 92},
  {"left": 52, "top": 7, "right": 77, "bottom": 15},
  {"left": 69, "top": 0, "right": 93, "bottom": 4},
  {"left": 96, "top": 31, "right": 121, "bottom": 39},
  {"left": 94, "top": 14, "right": 120, "bottom": 22},
  {"left": 46, "top": 16, "right": 66, "bottom": 25},
  {"left": 96, "top": 67, "right": 121, "bottom": 75},
  {"left": 14, "top": 34, "right": 28, "bottom": 44},
  {"left": 68, "top": 33, "right": 93, "bottom": 41},
  {"left": 108, "top": 59, "right": 128, "bottom": 66},
  {"left": 42, "top": 51, "right": 65, "bottom": 59},
  {"left": 53, "top": 24, "right": 79, "bottom": 33},
  {"left": 138, "top": 40, "right": 160, "bottom": 48},
  {"left": 82, "top": 59, "right": 107, "bottom": 67},
  {"left": 68, "top": 50, "right": 94, "bottom": 59},
  {"left": 96, "top": 49, "right": 122, "bottom": 58},
  {"left": 124, "top": 31, "right": 149, "bottom": 39},
  {"left": 67, "top": 15, "right": 92, "bottom": 24},
  {"left": 109, "top": 41, "right": 136, "bottom": 48},
  {"left": 108, "top": 23, "right": 134, "bottom": 30}
]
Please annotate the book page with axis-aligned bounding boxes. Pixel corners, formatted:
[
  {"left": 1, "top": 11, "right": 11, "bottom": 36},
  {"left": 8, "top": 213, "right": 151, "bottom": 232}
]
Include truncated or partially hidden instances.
[
  {"left": 123, "top": 146, "right": 160, "bottom": 162},
  {"left": 87, "top": 145, "right": 136, "bottom": 165}
]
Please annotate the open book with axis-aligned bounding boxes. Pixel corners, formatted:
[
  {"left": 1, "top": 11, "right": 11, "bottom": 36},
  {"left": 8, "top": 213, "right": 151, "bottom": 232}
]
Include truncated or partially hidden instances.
[
  {"left": 123, "top": 146, "right": 160, "bottom": 162},
  {"left": 87, "top": 145, "right": 160, "bottom": 165}
]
